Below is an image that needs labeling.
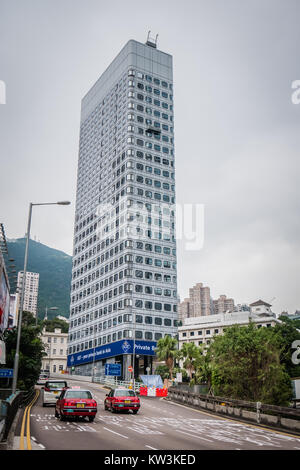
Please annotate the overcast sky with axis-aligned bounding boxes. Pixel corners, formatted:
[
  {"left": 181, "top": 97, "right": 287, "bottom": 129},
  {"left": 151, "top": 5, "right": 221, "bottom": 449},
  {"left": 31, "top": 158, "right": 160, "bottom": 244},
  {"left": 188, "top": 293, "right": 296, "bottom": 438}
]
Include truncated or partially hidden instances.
[{"left": 1, "top": 0, "right": 299, "bottom": 314}]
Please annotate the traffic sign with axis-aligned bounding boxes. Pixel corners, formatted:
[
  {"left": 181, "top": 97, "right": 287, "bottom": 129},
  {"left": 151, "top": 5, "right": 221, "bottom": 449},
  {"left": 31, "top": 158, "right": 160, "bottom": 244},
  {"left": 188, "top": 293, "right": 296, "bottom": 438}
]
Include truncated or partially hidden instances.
[
  {"left": 105, "top": 363, "right": 121, "bottom": 376},
  {"left": 0, "top": 369, "right": 13, "bottom": 378},
  {"left": 128, "top": 366, "right": 133, "bottom": 373}
]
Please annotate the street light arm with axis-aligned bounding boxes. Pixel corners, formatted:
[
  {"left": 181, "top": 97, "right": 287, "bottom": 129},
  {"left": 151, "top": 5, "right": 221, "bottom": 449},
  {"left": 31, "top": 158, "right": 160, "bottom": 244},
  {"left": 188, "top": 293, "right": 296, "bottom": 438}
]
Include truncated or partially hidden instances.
[{"left": 32, "top": 201, "right": 71, "bottom": 206}]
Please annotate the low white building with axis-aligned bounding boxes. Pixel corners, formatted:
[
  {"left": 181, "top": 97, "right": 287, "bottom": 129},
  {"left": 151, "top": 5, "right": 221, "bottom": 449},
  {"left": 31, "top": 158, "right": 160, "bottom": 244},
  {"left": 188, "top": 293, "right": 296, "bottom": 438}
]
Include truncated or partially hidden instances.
[
  {"left": 41, "top": 328, "right": 68, "bottom": 373},
  {"left": 178, "top": 300, "right": 280, "bottom": 348}
]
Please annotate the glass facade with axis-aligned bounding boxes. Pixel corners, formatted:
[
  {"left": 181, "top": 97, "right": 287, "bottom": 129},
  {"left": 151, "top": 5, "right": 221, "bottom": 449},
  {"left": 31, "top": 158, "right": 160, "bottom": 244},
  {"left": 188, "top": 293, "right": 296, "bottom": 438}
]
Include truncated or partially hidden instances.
[{"left": 67, "top": 40, "right": 178, "bottom": 377}]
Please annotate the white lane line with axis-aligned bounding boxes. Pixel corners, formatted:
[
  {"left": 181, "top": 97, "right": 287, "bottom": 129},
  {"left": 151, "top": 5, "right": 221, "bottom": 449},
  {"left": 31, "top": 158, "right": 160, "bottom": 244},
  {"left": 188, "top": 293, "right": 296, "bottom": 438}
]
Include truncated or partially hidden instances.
[
  {"left": 103, "top": 427, "right": 129, "bottom": 439},
  {"left": 146, "top": 445, "right": 158, "bottom": 450},
  {"left": 177, "top": 430, "right": 213, "bottom": 442}
]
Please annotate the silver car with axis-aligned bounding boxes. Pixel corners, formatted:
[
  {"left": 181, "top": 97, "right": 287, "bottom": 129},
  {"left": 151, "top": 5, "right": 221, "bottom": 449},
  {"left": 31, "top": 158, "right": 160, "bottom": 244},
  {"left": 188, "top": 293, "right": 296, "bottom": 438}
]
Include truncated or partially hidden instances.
[
  {"left": 37, "top": 373, "right": 49, "bottom": 385},
  {"left": 42, "top": 380, "right": 68, "bottom": 406}
]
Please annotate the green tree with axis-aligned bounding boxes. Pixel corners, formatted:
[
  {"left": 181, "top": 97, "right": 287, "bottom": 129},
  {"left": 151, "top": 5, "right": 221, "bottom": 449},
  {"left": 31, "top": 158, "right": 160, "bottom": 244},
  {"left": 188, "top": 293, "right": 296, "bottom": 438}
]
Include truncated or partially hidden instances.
[
  {"left": 4, "top": 311, "right": 46, "bottom": 390},
  {"left": 193, "top": 348, "right": 213, "bottom": 388},
  {"left": 155, "top": 336, "right": 178, "bottom": 380},
  {"left": 177, "top": 342, "right": 201, "bottom": 380},
  {"left": 154, "top": 364, "right": 170, "bottom": 380},
  {"left": 208, "top": 323, "right": 292, "bottom": 406},
  {"left": 42, "top": 317, "right": 69, "bottom": 334}
]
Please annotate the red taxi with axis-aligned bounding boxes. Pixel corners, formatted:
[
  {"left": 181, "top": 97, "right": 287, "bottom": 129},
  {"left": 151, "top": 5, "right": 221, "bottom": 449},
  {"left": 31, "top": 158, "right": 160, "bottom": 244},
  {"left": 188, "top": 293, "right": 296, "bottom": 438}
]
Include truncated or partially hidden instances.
[
  {"left": 55, "top": 387, "right": 97, "bottom": 422},
  {"left": 104, "top": 387, "right": 140, "bottom": 414}
]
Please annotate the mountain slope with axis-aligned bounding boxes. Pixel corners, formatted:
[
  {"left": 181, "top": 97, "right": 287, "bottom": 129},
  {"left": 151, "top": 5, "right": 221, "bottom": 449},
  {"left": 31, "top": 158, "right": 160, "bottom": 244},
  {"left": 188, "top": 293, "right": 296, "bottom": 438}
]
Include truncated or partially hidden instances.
[{"left": 7, "top": 238, "right": 72, "bottom": 319}]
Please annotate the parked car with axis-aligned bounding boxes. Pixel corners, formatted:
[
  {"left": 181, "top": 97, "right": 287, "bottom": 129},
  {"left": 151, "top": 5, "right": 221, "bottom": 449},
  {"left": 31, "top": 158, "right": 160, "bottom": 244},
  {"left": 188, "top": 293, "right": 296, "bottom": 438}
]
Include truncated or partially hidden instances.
[
  {"left": 104, "top": 387, "right": 140, "bottom": 414},
  {"left": 42, "top": 380, "right": 68, "bottom": 406},
  {"left": 37, "top": 373, "right": 49, "bottom": 385},
  {"left": 55, "top": 388, "right": 97, "bottom": 422}
]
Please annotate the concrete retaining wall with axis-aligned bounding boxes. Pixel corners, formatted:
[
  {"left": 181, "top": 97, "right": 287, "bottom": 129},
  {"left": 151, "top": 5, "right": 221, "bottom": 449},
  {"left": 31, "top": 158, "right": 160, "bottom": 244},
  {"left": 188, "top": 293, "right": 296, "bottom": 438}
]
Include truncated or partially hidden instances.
[{"left": 167, "top": 389, "right": 300, "bottom": 434}]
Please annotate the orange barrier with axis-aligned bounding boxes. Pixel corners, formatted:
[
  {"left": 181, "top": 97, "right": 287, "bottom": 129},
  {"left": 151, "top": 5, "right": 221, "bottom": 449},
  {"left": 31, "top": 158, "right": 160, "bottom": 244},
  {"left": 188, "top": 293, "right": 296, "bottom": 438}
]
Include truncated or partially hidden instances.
[
  {"left": 139, "top": 386, "right": 168, "bottom": 397},
  {"left": 156, "top": 387, "right": 168, "bottom": 397}
]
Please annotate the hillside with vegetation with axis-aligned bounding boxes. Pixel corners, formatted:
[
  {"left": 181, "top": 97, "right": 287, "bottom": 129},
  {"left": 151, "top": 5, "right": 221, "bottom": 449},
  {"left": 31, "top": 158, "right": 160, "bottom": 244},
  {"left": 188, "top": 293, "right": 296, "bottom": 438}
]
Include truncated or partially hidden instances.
[{"left": 7, "top": 238, "right": 72, "bottom": 319}]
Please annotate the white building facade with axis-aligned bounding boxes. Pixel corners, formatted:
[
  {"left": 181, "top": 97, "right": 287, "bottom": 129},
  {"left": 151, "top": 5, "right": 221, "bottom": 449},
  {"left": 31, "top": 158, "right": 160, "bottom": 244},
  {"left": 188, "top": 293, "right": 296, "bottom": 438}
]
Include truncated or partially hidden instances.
[
  {"left": 67, "top": 38, "right": 178, "bottom": 380},
  {"left": 41, "top": 328, "right": 68, "bottom": 373},
  {"left": 178, "top": 304, "right": 279, "bottom": 348}
]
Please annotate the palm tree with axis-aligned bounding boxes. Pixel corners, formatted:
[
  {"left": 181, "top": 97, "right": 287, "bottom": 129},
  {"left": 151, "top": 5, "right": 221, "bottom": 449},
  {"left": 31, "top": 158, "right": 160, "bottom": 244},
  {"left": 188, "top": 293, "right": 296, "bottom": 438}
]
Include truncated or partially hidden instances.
[
  {"left": 155, "top": 335, "right": 178, "bottom": 380},
  {"left": 178, "top": 342, "right": 201, "bottom": 381}
]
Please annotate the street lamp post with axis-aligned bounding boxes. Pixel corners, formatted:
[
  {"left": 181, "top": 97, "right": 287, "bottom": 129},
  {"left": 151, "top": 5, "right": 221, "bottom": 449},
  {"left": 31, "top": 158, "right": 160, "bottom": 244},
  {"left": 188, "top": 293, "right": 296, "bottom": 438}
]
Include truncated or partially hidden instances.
[
  {"left": 12, "top": 201, "right": 70, "bottom": 394},
  {"left": 44, "top": 306, "right": 58, "bottom": 321}
]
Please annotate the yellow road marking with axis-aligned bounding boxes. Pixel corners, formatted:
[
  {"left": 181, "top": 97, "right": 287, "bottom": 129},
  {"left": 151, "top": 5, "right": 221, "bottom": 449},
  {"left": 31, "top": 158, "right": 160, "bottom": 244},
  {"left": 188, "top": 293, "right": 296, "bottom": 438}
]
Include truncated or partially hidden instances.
[
  {"left": 20, "top": 390, "right": 39, "bottom": 450},
  {"left": 166, "top": 399, "right": 300, "bottom": 439}
]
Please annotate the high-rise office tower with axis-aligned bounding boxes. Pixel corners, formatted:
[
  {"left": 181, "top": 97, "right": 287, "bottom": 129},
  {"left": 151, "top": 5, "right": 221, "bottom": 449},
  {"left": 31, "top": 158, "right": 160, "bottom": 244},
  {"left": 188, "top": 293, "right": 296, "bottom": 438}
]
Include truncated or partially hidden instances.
[{"left": 67, "top": 38, "right": 178, "bottom": 380}]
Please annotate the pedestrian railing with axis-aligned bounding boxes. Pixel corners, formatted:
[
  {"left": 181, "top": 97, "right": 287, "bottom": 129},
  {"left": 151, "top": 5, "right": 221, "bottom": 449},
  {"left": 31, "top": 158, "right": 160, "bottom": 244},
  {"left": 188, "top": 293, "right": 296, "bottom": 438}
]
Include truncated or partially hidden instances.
[{"left": 94, "top": 376, "right": 142, "bottom": 392}]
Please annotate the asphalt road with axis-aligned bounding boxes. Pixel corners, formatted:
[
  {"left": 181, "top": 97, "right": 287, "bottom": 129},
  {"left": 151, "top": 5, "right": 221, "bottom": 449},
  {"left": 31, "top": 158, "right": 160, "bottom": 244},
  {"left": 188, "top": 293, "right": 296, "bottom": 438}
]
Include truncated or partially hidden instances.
[{"left": 14, "top": 378, "right": 300, "bottom": 451}]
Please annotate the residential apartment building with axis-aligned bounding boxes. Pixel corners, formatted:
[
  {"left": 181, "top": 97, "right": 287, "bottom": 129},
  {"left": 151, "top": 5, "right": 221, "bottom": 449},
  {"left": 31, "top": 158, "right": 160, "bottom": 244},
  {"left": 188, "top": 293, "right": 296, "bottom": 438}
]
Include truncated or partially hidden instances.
[
  {"left": 179, "top": 282, "right": 236, "bottom": 323},
  {"left": 41, "top": 328, "right": 68, "bottom": 373},
  {"left": 178, "top": 283, "right": 211, "bottom": 324},
  {"left": 213, "top": 295, "right": 235, "bottom": 314},
  {"left": 17, "top": 271, "right": 39, "bottom": 317},
  {"left": 67, "top": 37, "right": 178, "bottom": 380},
  {"left": 178, "top": 300, "right": 279, "bottom": 349}
]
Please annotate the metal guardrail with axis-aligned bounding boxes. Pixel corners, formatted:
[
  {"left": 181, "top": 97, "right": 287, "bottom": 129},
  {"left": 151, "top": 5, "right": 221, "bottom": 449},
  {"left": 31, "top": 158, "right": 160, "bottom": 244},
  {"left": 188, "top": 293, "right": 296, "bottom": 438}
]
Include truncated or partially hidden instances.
[{"left": 94, "top": 376, "right": 142, "bottom": 393}]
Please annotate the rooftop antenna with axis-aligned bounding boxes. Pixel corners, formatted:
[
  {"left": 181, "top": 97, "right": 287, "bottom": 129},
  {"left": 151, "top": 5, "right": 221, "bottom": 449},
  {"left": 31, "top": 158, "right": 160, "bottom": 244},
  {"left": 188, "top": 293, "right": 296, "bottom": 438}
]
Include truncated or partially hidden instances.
[{"left": 146, "top": 31, "right": 158, "bottom": 49}]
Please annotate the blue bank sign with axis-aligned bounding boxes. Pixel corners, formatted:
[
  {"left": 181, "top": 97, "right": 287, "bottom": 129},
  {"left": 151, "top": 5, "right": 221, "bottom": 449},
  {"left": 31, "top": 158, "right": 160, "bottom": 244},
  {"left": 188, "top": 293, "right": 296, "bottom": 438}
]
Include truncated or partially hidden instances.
[{"left": 67, "top": 339, "right": 157, "bottom": 367}]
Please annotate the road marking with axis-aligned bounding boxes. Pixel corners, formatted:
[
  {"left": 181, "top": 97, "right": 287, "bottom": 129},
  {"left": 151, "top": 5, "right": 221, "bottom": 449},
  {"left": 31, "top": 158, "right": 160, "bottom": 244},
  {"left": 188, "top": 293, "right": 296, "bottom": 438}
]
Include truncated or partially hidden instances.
[
  {"left": 20, "top": 390, "right": 40, "bottom": 450},
  {"left": 177, "top": 429, "right": 213, "bottom": 442},
  {"left": 146, "top": 445, "right": 158, "bottom": 450},
  {"left": 103, "top": 427, "right": 129, "bottom": 439}
]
